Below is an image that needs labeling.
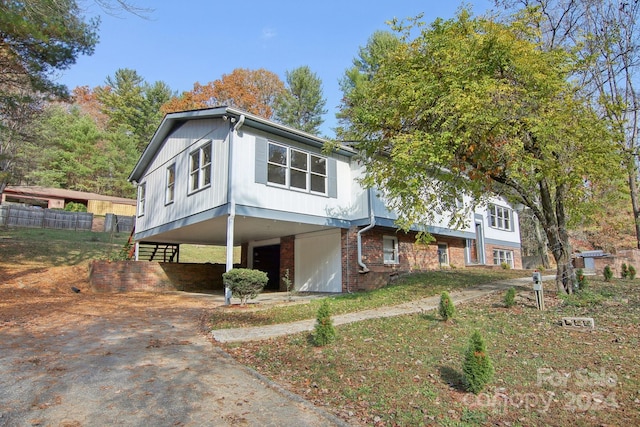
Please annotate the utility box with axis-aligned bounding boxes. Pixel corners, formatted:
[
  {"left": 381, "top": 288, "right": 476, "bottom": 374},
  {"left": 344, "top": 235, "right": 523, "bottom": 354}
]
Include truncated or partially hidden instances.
[{"left": 532, "top": 271, "right": 544, "bottom": 310}]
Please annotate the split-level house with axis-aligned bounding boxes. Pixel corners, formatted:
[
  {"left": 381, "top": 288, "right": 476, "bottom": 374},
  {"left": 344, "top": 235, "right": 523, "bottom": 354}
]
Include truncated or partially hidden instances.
[{"left": 128, "top": 107, "right": 522, "bottom": 294}]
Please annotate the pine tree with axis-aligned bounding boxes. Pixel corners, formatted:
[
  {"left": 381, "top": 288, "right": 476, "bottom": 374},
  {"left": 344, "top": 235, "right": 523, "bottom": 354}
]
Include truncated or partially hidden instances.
[
  {"left": 312, "top": 300, "right": 336, "bottom": 346},
  {"left": 462, "top": 331, "right": 494, "bottom": 394}
]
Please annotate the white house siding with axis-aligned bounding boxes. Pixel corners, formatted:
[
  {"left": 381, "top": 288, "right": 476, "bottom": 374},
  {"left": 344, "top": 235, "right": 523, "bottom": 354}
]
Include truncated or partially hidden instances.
[
  {"left": 232, "top": 130, "right": 360, "bottom": 223},
  {"left": 135, "top": 119, "right": 229, "bottom": 234},
  {"left": 295, "top": 229, "right": 342, "bottom": 292}
]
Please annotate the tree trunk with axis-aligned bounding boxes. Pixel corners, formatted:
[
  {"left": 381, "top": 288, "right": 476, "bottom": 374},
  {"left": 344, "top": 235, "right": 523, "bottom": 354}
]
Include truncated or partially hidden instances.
[
  {"left": 537, "top": 179, "right": 574, "bottom": 294},
  {"left": 626, "top": 159, "right": 640, "bottom": 249}
]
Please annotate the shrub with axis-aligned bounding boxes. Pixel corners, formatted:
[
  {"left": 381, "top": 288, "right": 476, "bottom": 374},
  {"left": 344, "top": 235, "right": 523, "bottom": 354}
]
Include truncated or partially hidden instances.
[
  {"left": 575, "top": 268, "right": 588, "bottom": 291},
  {"left": 64, "top": 202, "right": 87, "bottom": 212},
  {"left": 222, "top": 268, "right": 268, "bottom": 305},
  {"left": 312, "top": 299, "right": 336, "bottom": 346},
  {"left": 629, "top": 265, "right": 636, "bottom": 280},
  {"left": 439, "top": 291, "right": 455, "bottom": 321},
  {"left": 621, "top": 263, "right": 629, "bottom": 279},
  {"left": 462, "top": 330, "right": 494, "bottom": 394},
  {"left": 500, "top": 261, "right": 511, "bottom": 270},
  {"left": 503, "top": 287, "right": 516, "bottom": 308},
  {"left": 603, "top": 265, "right": 613, "bottom": 282}
]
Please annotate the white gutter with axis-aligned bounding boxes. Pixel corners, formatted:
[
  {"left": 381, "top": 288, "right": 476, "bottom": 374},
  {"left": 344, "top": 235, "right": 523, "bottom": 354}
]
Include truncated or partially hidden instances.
[
  {"left": 357, "top": 188, "right": 376, "bottom": 273},
  {"left": 223, "top": 114, "right": 245, "bottom": 305}
]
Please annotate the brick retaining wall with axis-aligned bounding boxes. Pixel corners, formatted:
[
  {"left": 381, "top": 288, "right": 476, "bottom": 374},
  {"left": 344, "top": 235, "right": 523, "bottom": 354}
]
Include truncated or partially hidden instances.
[{"left": 89, "top": 260, "right": 233, "bottom": 293}]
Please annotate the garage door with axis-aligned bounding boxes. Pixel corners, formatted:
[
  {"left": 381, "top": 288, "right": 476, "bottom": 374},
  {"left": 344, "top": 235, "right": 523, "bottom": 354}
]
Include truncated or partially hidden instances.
[{"left": 295, "top": 229, "right": 342, "bottom": 292}]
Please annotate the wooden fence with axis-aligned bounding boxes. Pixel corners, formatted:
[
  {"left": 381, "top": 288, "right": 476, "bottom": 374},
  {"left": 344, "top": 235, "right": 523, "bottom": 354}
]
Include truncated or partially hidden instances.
[{"left": 0, "top": 205, "right": 93, "bottom": 231}]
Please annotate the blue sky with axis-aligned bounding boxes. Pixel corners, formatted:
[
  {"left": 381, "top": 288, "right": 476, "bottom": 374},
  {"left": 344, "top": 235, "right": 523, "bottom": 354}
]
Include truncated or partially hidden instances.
[{"left": 58, "top": 0, "right": 493, "bottom": 138}]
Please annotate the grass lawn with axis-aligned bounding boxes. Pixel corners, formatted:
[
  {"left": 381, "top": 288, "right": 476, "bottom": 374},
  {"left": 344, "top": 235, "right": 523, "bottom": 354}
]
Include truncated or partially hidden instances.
[
  {"left": 220, "top": 275, "right": 640, "bottom": 426},
  {"left": 0, "top": 227, "right": 129, "bottom": 266},
  {"left": 0, "top": 227, "right": 238, "bottom": 265},
  {"left": 209, "top": 269, "right": 532, "bottom": 329}
]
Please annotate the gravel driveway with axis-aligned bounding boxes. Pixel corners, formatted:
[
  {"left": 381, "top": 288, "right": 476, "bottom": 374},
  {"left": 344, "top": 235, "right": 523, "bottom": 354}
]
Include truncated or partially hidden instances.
[{"left": 0, "top": 290, "right": 344, "bottom": 427}]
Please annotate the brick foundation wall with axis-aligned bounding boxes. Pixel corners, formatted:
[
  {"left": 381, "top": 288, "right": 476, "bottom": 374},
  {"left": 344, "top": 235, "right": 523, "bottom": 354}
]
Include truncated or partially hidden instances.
[
  {"left": 343, "top": 226, "right": 470, "bottom": 292},
  {"left": 89, "top": 260, "right": 234, "bottom": 293},
  {"left": 485, "top": 244, "right": 523, "bottom": 270}
]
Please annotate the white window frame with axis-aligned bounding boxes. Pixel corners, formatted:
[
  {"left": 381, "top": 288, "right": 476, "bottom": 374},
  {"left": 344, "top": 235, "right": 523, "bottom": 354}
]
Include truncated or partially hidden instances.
[
  {"left": 266, "top": 141, "right": 327, "bottom": 195},
  {"left": 137, "top": 182, "right": 146, "bottom": 217},
  {"left": 489, "top": 204, "right": 513, "bottom": 231},
  {"left": 189, "top": 142, "right": 212, "bottom": 193},
  {"left": 437, "top": 243, "right": 449, "bottom": 266},
  {"left": 166, "top": 163, "right": 175, "bottom": 205},
  {"left": 383, "top": 236, "right": 399, "bottom": 265},
  {"left": 493, "top": 249, "right": 514, "bottom": 267}
]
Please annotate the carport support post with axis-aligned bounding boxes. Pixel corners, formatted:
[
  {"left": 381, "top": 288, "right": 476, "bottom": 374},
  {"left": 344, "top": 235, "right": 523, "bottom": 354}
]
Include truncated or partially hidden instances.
[{"left": 225, "top": 213, "right": 234, "bottom": 305}]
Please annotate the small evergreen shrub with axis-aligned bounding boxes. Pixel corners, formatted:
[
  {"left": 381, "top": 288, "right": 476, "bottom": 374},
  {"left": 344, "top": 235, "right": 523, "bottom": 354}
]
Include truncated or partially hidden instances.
[
  {"left": 503, "top": 287, "right": 516, "bottom": 308},
  {"left": 603, "top": 265, "right": 613, "bottom": 282},
  {"left": 222, "top": 268, "right": 268, "bottom": 305},
  {"left": 621, "top": 263, "right": 629, "bottom": 279},
  {"left": 312, "top": 299, "right": 336, "bottom": 346},
  {"left": 500, "top": 261, "right": 511, "bottom": 270},
  {"left": 462, "top": 330, "right": 494, "bottom": 394},
  {"left": 575, "top": 268, "right": 588, "bottom": 291},
  {"left": 439, "top": 291, "right": 455, "bottom": 321},
  {"left": 629, "top": 265, "right": 636, "bottom": 280}
]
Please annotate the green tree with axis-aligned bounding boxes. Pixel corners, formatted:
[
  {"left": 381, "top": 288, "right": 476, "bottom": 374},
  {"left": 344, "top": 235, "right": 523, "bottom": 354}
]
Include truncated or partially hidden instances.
[
  {"left": 0, "top": 0, "right": 99, "bottom": 194},
  {"left": 96, "top": 68, "right": 173, "bottom": 152},
  {"left": 337, "top": 31, "right": 402, "bottom": 132},
  {"left": 26, "top": 104, "right": 137, "bottom": 198},
  {"left": 274, "top": 66, "right": 326, "bottom": 135},
  {"left": 338, "top": 11, "right": 621, "bottom": 293}
]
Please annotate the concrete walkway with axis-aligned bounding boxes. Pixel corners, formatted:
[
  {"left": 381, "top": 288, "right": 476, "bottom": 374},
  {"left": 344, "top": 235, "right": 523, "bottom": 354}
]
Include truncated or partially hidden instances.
[{"left": 213, "top": 276, "right": 549, "bottom": 343}]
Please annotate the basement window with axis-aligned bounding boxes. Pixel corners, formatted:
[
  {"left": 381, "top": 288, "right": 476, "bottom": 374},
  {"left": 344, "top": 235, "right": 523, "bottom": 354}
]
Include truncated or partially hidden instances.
[{"left": 383, "top": 236, "right": 399, "bottom": 265}]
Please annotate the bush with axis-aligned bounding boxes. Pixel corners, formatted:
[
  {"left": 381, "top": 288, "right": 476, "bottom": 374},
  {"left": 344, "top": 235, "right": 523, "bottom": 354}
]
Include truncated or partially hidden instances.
[
  {"left": 312, "top": 299, "right": 336, "bottom": 346},
  {"left": 503, "top": 287, "right": 516, "bottom": 308},
  {"left": 462, "top": 330, "right": 494, "bottom": 394},
  {"left": 621, "top": 263, "right": 629, "bottom": 279},
  {"left": 629, "top": 265, "right": 636, "bottom": 280},
  {"left": 439, "top": 291, "right": 455, "bottom": 321},
  {"left": 64, "top": 202, "right": 87, "bottom": 212},
  {"left": 603, "top": 265, "right": 613, "bottom": 282},
  {"left": 222, "top": 268, "right": 268, "bottom": 305},
  {"left": 500, "top": 261, "right": 511, "bottom": 270},
  {"left": 575, "top": 268, "right": 588, "bottom": 291}
]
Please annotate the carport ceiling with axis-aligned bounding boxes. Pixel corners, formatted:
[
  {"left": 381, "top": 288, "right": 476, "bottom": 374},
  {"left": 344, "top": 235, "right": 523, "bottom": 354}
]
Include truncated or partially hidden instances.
[{"left": 139, "top": 215, "right": 336, "bottom": 246}]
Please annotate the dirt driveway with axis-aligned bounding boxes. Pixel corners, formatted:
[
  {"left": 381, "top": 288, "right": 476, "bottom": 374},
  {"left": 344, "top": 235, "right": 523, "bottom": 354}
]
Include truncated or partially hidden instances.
[{"left": 0, "top": 265, "right": 344, "bottom": 427}]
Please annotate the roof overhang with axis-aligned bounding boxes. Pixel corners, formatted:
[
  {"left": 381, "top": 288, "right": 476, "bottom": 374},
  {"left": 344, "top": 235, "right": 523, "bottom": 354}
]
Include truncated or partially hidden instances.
[{"left": 129, "top": 106, "right": 356, "bottom": 183}]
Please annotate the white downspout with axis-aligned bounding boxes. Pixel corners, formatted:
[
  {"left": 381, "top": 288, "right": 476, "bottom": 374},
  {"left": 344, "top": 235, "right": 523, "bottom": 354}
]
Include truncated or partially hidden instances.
[
  {"left": 224, "top": 114, "right": 245, "bottom": 305},
  {"left": 357, "top": 188, "right": 376, "bottom": 273}
]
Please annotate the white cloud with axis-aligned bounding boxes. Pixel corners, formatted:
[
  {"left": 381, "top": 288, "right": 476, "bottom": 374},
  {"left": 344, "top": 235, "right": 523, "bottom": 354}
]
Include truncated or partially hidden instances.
[{"left": 261, "top": 27, "right": 276, "bottom": 40}]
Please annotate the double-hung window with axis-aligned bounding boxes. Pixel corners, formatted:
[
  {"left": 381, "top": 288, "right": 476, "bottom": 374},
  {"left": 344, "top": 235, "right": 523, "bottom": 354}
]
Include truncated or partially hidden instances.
[
  {"left": 166, "top": 164, "right": 175, "bottom": 204},
  {"left": 383, "top": 236, "right": 399, "bottom": 264},
  {"left": 267, "top": 142, "right": 327, "bottom": 195},
  {"left": 189, "top": 142, "right": 212, "bottom": 193},
  {"left": 137, "top": 183, "right": 146, "bottom": 217},
  {"left": 489, "top": 204, "right": 512, "bottom": 231},
  {"left": 493, "top": 249, "right": 514, "bottom": 267}
]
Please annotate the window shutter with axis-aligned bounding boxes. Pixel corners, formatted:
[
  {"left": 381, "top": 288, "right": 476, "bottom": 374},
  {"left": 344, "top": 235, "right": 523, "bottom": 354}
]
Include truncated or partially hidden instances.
[
  {"left": 255, "top": 137, "right": 267, "bottom": 184},
  {"left": 328, "top": 158, "right": 337, "bottom": 198}
]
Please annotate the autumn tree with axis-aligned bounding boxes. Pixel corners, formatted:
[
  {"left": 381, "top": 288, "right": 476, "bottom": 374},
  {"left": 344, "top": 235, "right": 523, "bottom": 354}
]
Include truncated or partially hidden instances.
[
  {"left": 274, "top": 66, "right": 326, "bottom": 135},
  {"left": 338, "top": 11, "right": 621, "bottom": 293},
  {"left": 162, "top": 68, "right": 285, "bottom": 119}
]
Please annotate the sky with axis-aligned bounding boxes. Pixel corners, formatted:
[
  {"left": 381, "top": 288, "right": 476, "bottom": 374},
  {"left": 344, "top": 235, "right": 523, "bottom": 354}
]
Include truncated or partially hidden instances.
[{"left": 58, "top": 0, "right": 494, "bottom": 138}]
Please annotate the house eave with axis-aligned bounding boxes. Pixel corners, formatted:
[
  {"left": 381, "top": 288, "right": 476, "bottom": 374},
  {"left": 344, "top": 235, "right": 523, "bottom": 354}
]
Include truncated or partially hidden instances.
[{"left": 128, "top": 106, "right": 356, "bottom": 183}]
